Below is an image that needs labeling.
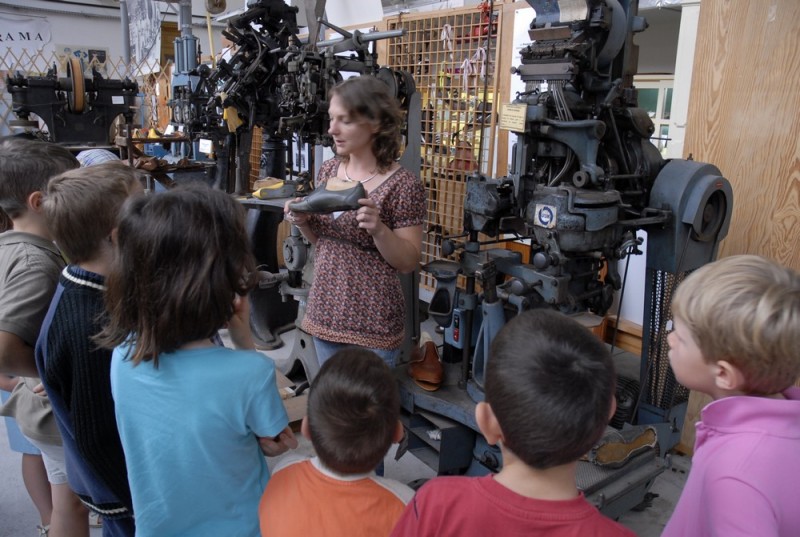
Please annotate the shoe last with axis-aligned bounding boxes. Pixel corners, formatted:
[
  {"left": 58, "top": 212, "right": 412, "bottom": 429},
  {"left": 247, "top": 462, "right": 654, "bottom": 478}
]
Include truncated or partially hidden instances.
[{"left": 288, "top": 181, "right": 366, "bottom": 213}]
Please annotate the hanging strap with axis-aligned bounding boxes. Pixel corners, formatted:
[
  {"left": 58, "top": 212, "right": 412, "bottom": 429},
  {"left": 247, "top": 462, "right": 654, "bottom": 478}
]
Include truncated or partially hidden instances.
[{"left": 440, "top": 23, "right": 454, "bottom": 60}]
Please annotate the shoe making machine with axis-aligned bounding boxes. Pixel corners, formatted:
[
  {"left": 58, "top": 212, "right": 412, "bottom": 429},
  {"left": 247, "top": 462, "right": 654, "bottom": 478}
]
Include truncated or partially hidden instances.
[
  {"left": 5, "top": 57, "right": 138, "bottom": 146},
  {"left": 191, "top": 0, "right": 732, "bottom": 520},
  {"left": 398, "top": 0, "right": 731, "bottom": 518}
]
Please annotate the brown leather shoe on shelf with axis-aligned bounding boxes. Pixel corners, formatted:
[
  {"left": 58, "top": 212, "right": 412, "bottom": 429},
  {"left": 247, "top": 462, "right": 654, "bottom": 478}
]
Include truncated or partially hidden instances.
[{"left": 408, "top": 341, "right": 443, "bottom": 391}]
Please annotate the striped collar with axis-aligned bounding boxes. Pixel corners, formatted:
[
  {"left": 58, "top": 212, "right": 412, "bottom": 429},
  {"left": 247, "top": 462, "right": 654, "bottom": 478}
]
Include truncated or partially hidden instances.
[{"left": 61, "top": 265, "right": 106, "bottom": 291}]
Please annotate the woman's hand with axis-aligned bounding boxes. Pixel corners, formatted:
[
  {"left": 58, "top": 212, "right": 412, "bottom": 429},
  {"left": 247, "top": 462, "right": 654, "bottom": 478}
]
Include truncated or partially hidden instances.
[
  {"left": 283, "top": 198, "right": 310, "bottom": 228},
  {"left": 357, "top": 198, "right": 422, "bottom": 273},
  {"left": 258, "top": 426, "right": 299, "bottom": 457},
  {"left": 356, "top": 198, "right": 386, "bottom": 237}
]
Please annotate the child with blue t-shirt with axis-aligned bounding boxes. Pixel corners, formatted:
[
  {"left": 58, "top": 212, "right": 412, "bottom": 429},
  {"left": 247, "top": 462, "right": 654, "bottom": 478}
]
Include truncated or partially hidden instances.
[{"left": 97, "top": 183, "right": 297, "bottom": 537}]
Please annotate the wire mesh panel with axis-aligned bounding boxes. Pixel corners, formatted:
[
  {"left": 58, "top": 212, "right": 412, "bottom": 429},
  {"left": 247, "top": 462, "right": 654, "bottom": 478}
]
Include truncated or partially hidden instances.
[
  {"left": 384, "top": 5, "right": 503, "bottom": 292},
  {"left": 642, "top": 268, "right": 690, "bottom": 409}
]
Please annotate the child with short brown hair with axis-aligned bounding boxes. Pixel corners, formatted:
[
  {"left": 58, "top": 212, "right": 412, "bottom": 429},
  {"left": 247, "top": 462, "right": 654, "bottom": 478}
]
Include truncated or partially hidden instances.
[
  {"left": 391, "top": 309, "right": 634, "bottom": 537},
  {"left": 259, "top": 348, "right": 413, "bottom": 537}
]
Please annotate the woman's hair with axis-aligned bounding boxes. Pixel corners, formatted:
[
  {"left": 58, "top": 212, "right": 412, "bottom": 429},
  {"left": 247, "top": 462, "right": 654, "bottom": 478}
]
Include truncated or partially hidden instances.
[
  {"left": 96, "top": 183, "right": 257, "bottom": 366},
  {"left": 329, "top": 76, "right": 403, "bottom": 171},
  {"left": 671, "top": 255, "right": 800, "bottom": 394}
]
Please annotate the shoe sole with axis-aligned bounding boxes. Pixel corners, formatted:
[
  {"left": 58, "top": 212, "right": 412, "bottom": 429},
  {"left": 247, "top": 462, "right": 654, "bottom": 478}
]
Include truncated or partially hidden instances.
[{"left": 594, "top": 428, "right": 657, "bottom": 467}]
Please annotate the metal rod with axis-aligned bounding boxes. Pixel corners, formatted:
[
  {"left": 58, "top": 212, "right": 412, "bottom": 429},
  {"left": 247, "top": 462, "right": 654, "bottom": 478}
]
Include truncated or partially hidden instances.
[{"left": 120, "top": 0, "right": 131, "bottom": 66}]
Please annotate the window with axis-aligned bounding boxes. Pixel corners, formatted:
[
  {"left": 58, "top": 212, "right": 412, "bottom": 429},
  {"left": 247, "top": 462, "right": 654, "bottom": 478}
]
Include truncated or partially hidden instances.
[{"left": 635, "top": 76, "right": 674, "bottom": 157}]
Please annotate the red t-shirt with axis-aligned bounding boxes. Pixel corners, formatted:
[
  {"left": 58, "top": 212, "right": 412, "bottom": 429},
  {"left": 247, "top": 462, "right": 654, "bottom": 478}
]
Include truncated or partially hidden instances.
[{"left": 391, "top": 475, "right": 636, "bottom": 537}]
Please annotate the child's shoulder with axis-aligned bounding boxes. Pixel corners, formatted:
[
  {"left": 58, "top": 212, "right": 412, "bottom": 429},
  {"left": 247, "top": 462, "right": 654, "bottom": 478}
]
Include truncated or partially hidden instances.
[
  {"left": 416, "top": 475, "right": 478, "bottom": 499},
  {"left": 0, "top": 231, "right": 61, "bottom": 265},
  {"left": 371, "top": 475, "right": 415, "bottom": 505},
  {"left": 0, "top": 230, "right": 50, "bottom": 246}
]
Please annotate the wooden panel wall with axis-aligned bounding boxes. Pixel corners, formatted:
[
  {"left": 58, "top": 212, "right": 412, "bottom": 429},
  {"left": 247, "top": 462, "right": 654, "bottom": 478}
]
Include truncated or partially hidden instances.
[{"left": 678, "top": 0, "right": 800, "bottom": 452}]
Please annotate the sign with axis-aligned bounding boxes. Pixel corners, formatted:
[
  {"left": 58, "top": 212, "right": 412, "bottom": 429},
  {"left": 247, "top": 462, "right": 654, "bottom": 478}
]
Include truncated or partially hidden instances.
[
  {"left": 0, "top": 15, "right": 51, "bottom": 53},
  {"left": 499, "top": 103, "right": 527, "bottom": 132}
]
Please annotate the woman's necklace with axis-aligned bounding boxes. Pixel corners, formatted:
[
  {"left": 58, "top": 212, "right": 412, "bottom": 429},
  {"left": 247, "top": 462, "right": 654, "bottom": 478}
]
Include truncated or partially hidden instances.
[{"left": 344, "top": 161, "right": 379, "bottom": 184}]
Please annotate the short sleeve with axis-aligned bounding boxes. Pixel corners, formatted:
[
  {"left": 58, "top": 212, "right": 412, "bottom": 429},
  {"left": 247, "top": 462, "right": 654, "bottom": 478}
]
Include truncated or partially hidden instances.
[
  {"left": 245, "top": 354, "right": 289, "bottom": 439},
  {"left": 0, "top": 250, "right": 62, "bottom": 346},
  {"left": 387, "top": 169, "right": 426, "bottom": 230}
]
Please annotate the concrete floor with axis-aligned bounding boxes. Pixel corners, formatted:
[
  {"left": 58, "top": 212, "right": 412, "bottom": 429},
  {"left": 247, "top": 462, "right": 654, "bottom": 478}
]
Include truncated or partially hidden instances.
[{"left": 0, "top": 326, "right": 690, "bottom": 536}]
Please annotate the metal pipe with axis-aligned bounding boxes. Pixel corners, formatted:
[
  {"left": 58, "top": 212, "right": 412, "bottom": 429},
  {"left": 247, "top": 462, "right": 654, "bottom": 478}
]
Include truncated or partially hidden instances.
[{"left": 120, "top": 0, "right": 131, "bottom": 65}]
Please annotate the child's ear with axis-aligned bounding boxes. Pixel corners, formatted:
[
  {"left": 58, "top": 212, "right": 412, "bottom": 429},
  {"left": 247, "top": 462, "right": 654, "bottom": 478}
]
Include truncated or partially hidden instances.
[
  {"left": 300, "top": 416, "right": 311, "bottom": 440},
  {"left": 27, "top": 191, "right": 44, "bottom": 212},
  {"left": 392, "top": 420, "right": 405, "bottom": 444},
  {"left": 608, "top": 395, "right": 618, "bottom": 421},
  {"left": 110, "top": 227, "right": 119, "bottom": 246},
  {"left": 714, "top": 360, "right": 747, "bottom": 392},
  {"left": 475, "top": 401, "right": 503, "bottom": 446}
]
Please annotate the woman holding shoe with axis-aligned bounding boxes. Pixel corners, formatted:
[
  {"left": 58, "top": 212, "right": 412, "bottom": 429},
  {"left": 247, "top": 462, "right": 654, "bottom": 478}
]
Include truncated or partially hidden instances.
[{"left": 285, "top": 76, "right": 426, "bottom": 368}]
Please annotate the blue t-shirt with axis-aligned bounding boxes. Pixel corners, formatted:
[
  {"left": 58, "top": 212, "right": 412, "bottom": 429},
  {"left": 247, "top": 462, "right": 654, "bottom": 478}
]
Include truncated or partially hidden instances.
[{"left": 110, "top": 343, "right": 288, "bottom": 537}]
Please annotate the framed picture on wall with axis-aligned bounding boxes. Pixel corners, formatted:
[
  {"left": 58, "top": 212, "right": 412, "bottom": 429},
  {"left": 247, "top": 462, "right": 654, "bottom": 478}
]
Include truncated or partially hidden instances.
[{"left": 55, "top": 44, "right": 110, "bottom": 76}]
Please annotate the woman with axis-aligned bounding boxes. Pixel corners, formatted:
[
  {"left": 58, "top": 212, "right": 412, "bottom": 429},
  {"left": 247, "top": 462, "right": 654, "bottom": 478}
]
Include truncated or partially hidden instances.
[{"left": 285, "top": 76, "right": 426, "bottom": 367}]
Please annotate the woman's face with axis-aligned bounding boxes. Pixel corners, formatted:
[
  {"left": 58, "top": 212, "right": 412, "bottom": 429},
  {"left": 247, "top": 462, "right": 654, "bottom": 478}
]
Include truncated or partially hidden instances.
[{"left": 328, "top": 95, "right": 376, "bottom": 158}]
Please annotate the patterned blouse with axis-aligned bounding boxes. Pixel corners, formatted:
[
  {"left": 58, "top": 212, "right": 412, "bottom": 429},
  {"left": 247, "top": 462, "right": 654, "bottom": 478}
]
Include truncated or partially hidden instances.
[{"left": 301, "top": 158, "right": 426, "bottom": 350}]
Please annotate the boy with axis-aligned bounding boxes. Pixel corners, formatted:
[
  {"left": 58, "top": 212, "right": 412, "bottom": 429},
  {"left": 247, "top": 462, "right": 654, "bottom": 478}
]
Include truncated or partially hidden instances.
[
  {"left": 391, "top": 309, "right": 635, "bottom": 536},
  {"left": 662, "top": 255, "right": 800, "bottom": 536},
  {"left": 259, "top": 348, "right": 414, "bottom": 537},
  {"left": 35, "top": 162, "right": 143, "bottom": 536},
  {"left": 0, "top": 138, "right": 88, "bottom": 536}
]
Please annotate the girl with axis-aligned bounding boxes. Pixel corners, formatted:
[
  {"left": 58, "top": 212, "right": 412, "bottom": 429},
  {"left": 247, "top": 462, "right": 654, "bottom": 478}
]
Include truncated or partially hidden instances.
[{"left": 99, "top": 184, "right": 296, "bottom": 537}]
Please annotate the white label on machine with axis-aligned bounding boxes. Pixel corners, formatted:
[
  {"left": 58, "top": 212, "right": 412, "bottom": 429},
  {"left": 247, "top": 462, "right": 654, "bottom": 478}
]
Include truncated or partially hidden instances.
[
  {"left": 164, "top": 124, "right": 175, "bottom": 135},
  {"left": 534, "top": 204, "right": 557, "bottom": 229},
  {"left": 198, "top": 139, "right": 213, "bottom": 154},
  {"left": 112, "top": 96, "right": 124, "bottom": 104}
]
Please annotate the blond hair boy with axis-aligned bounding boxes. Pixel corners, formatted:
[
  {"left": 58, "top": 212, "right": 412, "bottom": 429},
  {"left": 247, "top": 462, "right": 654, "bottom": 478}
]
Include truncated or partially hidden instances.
[{"left": 663, "top": 254, "right": 800, "bottom": 536}]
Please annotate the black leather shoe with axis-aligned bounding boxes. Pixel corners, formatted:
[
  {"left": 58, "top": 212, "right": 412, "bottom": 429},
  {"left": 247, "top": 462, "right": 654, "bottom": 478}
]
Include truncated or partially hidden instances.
[{"left": 288, "top": 181, "right": 366, "bottom": 213}]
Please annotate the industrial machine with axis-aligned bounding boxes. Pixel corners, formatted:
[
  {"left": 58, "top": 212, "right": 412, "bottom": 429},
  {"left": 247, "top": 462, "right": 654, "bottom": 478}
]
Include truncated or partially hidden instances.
[
  {"left": 194, "top": 0, "right": 731, "bottom": 519},
  {"left": 5, "top": 57, "right": 138, "bottom": 146},
  {"left": 396, "top": 0, "right": 732, "bottom": 519}
]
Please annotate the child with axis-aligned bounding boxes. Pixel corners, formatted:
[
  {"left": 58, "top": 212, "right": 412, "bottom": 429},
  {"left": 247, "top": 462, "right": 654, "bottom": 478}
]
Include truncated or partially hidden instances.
[
  {"left": 259, "top": 348, "right": 413, "bottom": 537},
  {"left": 0, "top": 138, "right": 90, "bottom": 537},
  {"left": 391, "top": 309, "right": 635, "bottom": 537},
  {"left": 36, "top": 162, "right": 143, "bottom": 536},
  {"left": 98, "top": 183, "right": 297, "bottom": 537},
  {"left": 662, "top": 255, "right": 800, "bottom": 536},
  {"left": 0, "top": 174, "right": 54, "bottom": 535}
]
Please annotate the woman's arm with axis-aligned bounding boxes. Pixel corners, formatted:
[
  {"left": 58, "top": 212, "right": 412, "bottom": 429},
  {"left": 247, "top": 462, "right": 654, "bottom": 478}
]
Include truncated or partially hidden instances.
[{"left": 357, "top": 197, "right": 422, "bottom": 273}]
